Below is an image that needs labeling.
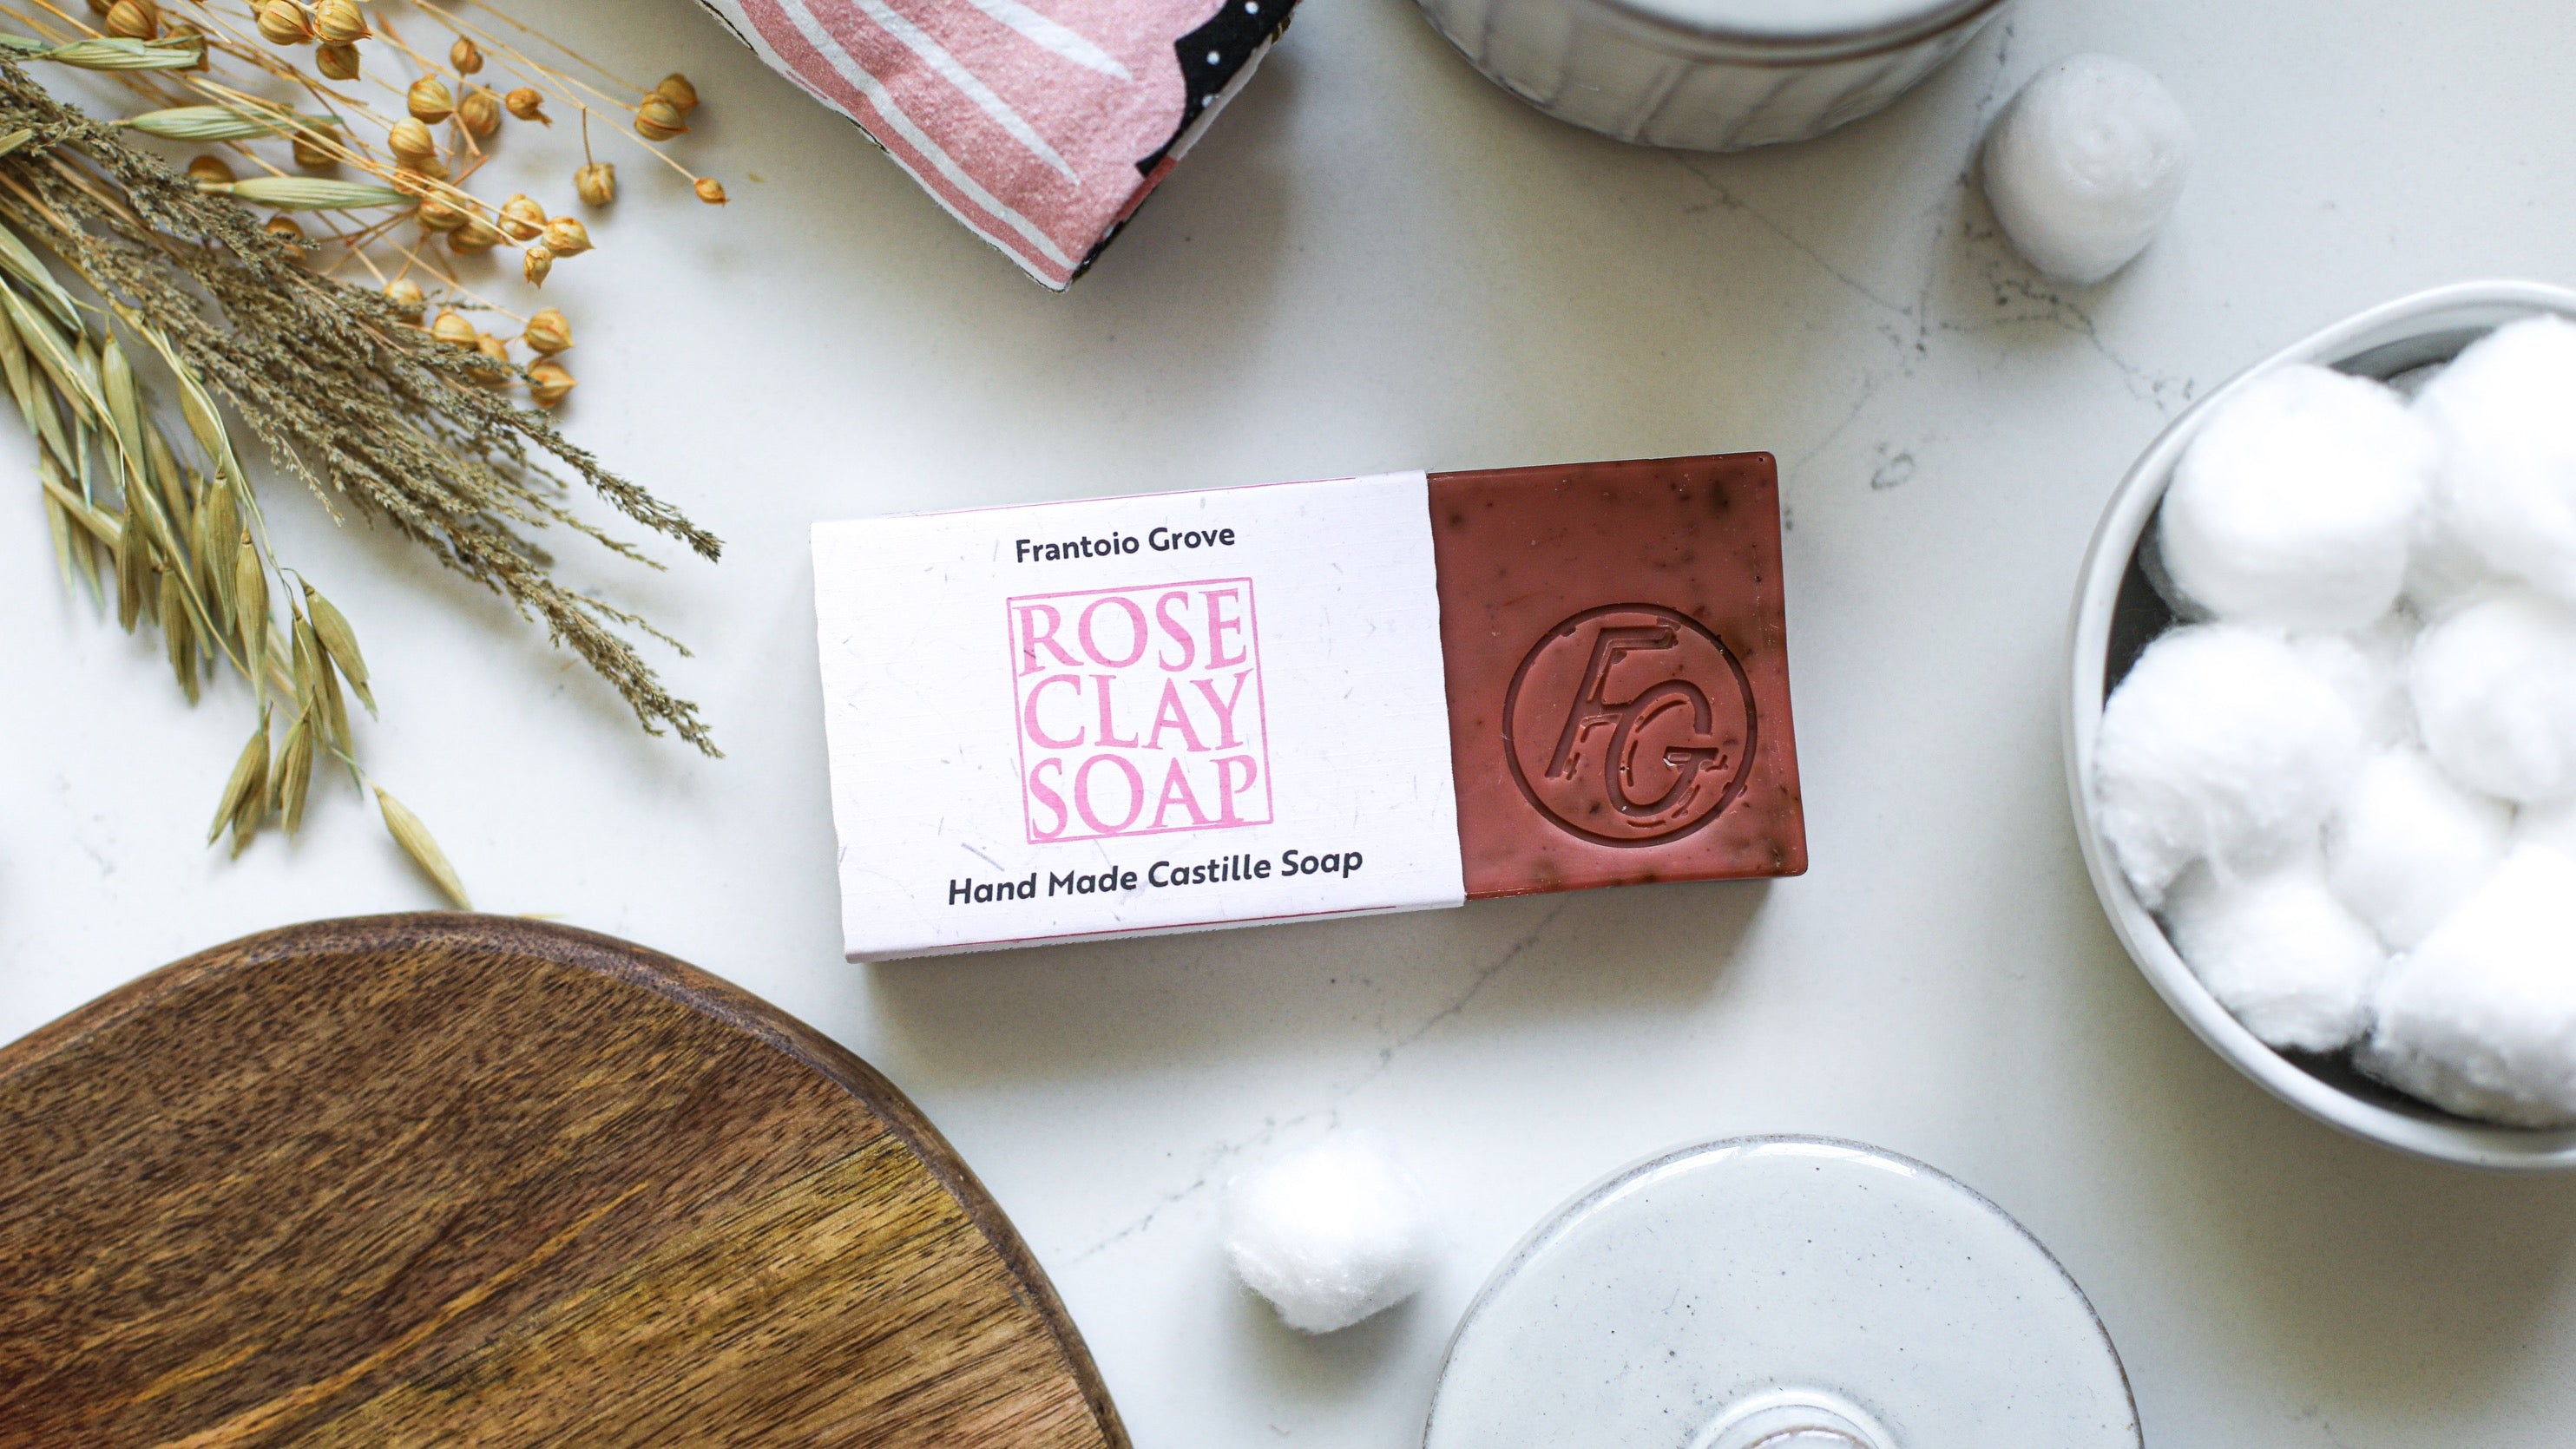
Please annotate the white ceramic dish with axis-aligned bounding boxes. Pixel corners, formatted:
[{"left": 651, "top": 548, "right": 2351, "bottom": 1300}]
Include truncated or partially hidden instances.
[
  {"left": 2065, "top": 279, "right": 2576, "bottom": 1170},
  {"left": 1414, "top": 0, "right": 2007, "bottom": 152},
  {"left": 1423, "top": 1137, "right": 2138, "bottom": 1449}
]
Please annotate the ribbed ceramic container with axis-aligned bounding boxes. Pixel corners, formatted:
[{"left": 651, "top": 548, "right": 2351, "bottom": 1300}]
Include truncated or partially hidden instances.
[
  {"left": 1416, "top": 0, "right": 2008, "bottom": 151},
  {"left": 2066, "top": 279, "right": 2576, "bottom": 1171}
]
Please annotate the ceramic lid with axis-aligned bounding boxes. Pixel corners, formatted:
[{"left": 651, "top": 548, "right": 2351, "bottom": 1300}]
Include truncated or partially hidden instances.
[{"left": 1425, "top": 1138, "right": 2140, "bottom": 1449}]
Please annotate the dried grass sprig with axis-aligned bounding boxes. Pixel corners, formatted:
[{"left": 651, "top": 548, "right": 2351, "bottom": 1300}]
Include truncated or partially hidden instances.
[
  {"left": 3, "top": 54, "right": 719, "bottom": 900},
  {"left": 2, "top": 62, "right": 719, "bottom": 724}
]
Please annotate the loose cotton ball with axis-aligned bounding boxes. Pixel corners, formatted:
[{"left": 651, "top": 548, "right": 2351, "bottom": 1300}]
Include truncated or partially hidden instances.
[
  {"left": 2408, "top": 587, "right": 2576, "bottom": 803},
  {"left": 2325, "top": 747, "right": 2512, "bottom": 949},
  {"left": 2093, "top": 624, "right": 2364, "bottom": 905},
  {"left": 2359, "top": 846, "right": 2576, "bottom": 1127},
  {"left": 1221, "top": 1130, "right": 1436, "bottom": 1334},
  {"left": 2415, "top": 315, "right": 2576, "bottom": 601},
  {"left": 2161, "top": 858, "right": 2384, "bottom": 1052},
  {"left": 2159, "top": 366, "right": 2439, "bottom": 629},
  {"left": 1981, "top": 54, "right": 2192, "bottom": 285}
]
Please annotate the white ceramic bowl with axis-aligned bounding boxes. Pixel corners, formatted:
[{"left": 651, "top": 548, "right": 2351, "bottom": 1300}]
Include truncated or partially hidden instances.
[
  {"left": 1416, "top": 0, "right": 2007, "bottom": 152},
  {"left": 2066, "top": 279, "right": 2576, "bottom": 1170}
]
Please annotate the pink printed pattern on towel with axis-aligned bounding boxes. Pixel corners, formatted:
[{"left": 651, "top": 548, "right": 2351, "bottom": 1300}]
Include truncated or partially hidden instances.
[{"left": 715, "top": 0, "right": 1285, "bottom": 286}]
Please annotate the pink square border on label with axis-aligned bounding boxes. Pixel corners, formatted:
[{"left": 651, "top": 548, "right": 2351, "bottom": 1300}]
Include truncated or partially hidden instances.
[{"left": 1005, "top": 576, "right": 1272, "bottom": 847}]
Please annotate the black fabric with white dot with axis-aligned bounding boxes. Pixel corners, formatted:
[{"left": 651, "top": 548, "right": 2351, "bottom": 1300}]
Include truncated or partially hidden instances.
[{"left": 1134, "top": 0, "right": 1291, "bottom": 175}]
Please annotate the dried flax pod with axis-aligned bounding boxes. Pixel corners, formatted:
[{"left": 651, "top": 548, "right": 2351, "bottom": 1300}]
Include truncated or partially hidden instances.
[{"left": 23, "top": 0, "right": 729, "bottom": 408}]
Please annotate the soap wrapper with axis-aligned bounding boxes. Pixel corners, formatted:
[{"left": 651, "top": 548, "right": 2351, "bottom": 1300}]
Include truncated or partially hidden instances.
[
  {"left": 695, "top": 0, "right": 1293, "bottom": 288},
  {"left": 814, "top": 474, "right": 1469, "bottom": 959}
]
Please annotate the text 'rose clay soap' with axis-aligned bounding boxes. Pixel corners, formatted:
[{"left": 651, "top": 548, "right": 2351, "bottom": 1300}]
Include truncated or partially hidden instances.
[{"left": 812, "top": 456, "right": 1805, "bottom": 959}]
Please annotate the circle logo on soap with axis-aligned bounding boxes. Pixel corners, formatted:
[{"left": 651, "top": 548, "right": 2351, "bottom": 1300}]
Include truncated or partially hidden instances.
[{"left": 1502, "top": 605, "right": 1758, "bottom": 847}]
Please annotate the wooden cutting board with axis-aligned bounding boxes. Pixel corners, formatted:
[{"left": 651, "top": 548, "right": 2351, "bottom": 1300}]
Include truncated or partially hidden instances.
[{"left": 0, "top": 915, "right": 1128, "bottom": 1449}]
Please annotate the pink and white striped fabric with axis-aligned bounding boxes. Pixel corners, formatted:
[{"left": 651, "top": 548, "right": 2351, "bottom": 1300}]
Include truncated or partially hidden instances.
[{"left": 698, "top": 0, "right": 1293, "bottom": 287}]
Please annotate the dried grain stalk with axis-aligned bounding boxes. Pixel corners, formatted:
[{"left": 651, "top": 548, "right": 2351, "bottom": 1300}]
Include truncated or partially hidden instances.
[{"left": 1, "top": 60, "right": 719, "bottom": 900}]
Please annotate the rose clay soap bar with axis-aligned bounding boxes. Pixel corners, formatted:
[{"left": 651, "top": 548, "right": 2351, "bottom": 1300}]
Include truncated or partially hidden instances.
[
  {"left": 812, "top": 456, "right": 1803, "bottom": 959},
  {"left": 1430, "top": 456, "right": 1804, "bottom": 896}
]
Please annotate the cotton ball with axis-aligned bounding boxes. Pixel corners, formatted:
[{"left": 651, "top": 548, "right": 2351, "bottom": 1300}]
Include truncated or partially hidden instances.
[
  {"left": 2158, "top": 366, "right": 2439, "bottom": 629},
  {"left": 1221, "top": 1130, "right": 1435, "bottom": 1334},
  {"left": 1981, "top": 54, "right": 2192, "bottom": 285},
  {"left": 2290, "top": 616, "right": 2418, "bottom": 749},
  {"left": 2160, "top": 857, "right": 2384, "bottom": 1052},
  {"left": 2093, "top": 624, "right": 2365, "bottom": 906},
  {"left": 2408, "top": 588, "right": 2576, "bottom": 803},
  {"left": 2415, "top": 315, "right": 2576, "bottom": 601},
  {"left": 2325, "top": 747, "right": 2512, "bottom": 948},
  {"left": 2358, "top": 846, "right": 2576, "bottom": 1126},
  {"left": 2520, "top": 797, "right": 2576, "bottom": 857}
]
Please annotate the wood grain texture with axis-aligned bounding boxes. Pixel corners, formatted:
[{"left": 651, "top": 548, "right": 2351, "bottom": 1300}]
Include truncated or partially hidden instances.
[{"left": 0, "top": 914, "right": 1128, "bottom": 1449}]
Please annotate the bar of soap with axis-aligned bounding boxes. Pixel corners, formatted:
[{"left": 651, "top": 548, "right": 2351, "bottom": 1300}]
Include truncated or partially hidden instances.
[
  {"left": 812, "top": 456, "right": 1804, "bottom": 959},
  {"left": 1430, "top": 456, "right": 1806, "bottom": 897}
]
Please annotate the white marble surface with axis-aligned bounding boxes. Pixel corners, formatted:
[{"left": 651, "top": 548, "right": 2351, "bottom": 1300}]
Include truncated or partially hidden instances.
[{"left": 7, "top": 1, "right": 2576, "bottom": 1444}]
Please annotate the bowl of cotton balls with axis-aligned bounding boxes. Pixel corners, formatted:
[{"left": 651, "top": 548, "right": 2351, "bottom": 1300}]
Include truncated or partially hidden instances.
[{"left": 2068, "top": 279, "right": 2576, "bottom": 1168}]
